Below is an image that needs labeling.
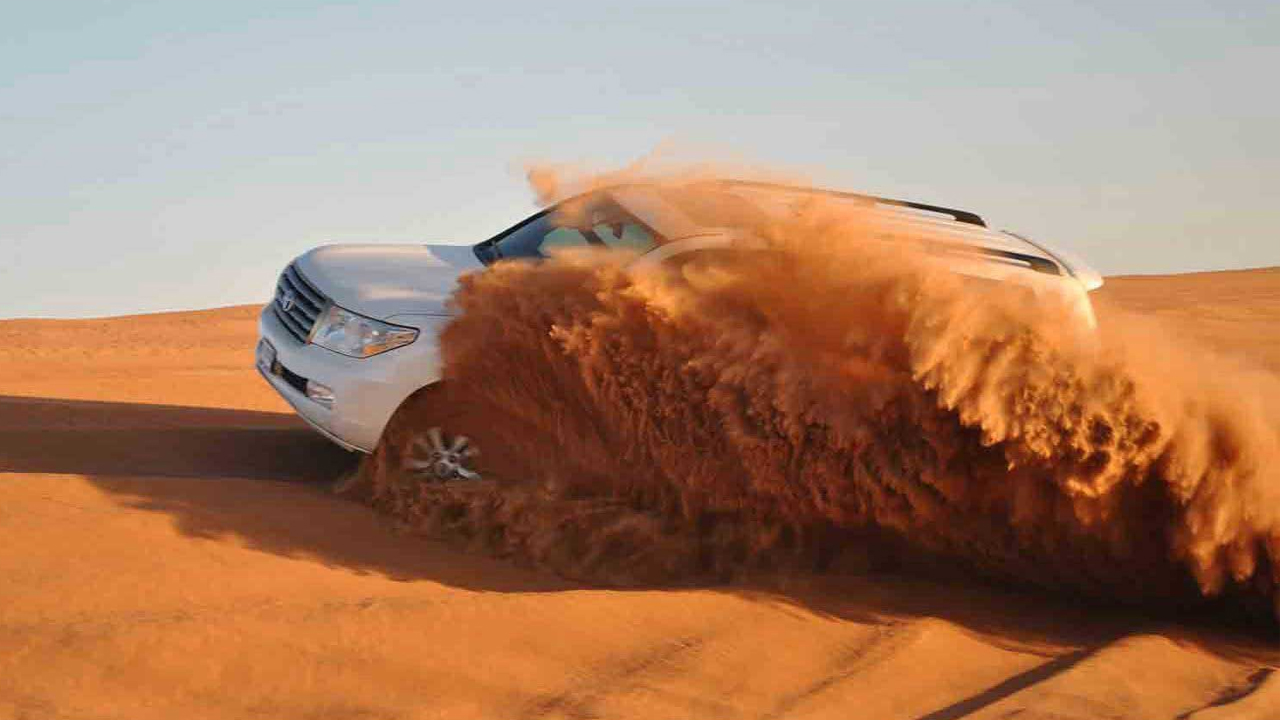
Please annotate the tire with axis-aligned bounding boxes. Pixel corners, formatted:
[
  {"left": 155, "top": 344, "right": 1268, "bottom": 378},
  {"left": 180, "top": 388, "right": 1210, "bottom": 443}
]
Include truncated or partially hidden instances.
[{"left": 337, "top": 382, "right": 511, "bottom": 501}]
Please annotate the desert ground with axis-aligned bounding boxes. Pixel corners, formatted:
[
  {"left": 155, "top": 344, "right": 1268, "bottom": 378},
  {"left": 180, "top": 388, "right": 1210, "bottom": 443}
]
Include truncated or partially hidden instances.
[{"left": 3, "top": 268, "right": 1280, "bottom": 720}]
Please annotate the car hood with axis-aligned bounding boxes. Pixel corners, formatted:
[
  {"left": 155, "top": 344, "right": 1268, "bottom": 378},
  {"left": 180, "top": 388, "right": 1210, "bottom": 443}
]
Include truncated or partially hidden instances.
[{"left": 294, "top": 243, "right": 483, "bottom": 321}]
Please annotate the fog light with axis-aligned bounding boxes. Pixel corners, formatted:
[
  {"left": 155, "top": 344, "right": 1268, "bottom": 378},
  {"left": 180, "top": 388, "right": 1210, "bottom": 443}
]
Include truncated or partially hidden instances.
[{"left": 305, "top": 380, "right": 335, "bottom": 405}]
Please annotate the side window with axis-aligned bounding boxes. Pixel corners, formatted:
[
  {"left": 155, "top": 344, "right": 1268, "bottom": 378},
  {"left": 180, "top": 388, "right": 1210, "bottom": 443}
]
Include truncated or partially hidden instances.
[
  {"left": 590, "top": 220, "right": 656, "bottom": 252},
  {"left": 579, "top": 202, "right": 657, "bottom": 253},
  {"left": 483, "top": 193, "right": 663, "bottom": 264},
  {"left": 489, "top": 214, "right": 592, "bottom": 261},
  {"left": 540, "top": 227, "right": 593, "bottom": 251}
]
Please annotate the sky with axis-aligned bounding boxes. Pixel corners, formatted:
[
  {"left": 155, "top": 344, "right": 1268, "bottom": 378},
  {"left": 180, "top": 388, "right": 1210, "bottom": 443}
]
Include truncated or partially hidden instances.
[{"left": 2, "top": 0, "right": 1277, "bottom": 318}]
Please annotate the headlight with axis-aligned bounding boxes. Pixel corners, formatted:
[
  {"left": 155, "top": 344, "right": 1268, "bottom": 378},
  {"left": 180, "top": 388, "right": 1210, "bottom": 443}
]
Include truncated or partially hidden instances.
[{"left": 310, "top": 305, "right": 418, "bottom": 358}]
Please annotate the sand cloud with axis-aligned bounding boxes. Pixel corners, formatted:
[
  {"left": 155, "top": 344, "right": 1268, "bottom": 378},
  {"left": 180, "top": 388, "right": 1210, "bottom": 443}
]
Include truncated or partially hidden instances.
[{"left": 364, "top": 165, "right": 1280, "bottom": 629}]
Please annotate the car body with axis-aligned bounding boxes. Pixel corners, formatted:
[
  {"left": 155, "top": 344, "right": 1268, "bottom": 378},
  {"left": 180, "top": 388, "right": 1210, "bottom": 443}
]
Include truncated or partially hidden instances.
[{"left": 256, "top": 181, "right": 1103, "bottom": 454}]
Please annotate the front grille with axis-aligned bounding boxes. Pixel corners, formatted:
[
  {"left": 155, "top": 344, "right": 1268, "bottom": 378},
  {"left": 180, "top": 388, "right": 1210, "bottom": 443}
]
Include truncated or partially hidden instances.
[{"left": 272, "top": 263, "right": 327, "bottom": 342}]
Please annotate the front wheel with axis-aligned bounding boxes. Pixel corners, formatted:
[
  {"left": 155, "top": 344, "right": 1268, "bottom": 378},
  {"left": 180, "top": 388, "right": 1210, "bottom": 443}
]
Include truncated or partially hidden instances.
[
  {"left": 405, "top": 425, "right": 481, "bottom": 481},
  {"left": 335, "top": 382, "right": 509, "bottom": 501}
]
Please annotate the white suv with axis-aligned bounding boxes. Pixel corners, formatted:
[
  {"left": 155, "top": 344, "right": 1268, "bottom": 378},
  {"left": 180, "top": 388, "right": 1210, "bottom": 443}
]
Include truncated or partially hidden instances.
[{"left": 256, "top": 181, "right": 1102, "bottom": 462}]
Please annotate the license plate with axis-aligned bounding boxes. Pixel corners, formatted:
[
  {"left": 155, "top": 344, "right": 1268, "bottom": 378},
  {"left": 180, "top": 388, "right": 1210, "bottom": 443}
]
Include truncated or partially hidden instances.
[{"left": 256, "top": 339, "right": 277, "bottom": 374}]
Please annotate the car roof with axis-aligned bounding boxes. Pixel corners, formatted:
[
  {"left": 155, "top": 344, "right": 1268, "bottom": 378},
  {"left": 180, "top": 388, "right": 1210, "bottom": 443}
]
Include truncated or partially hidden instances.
[
  {"left": 641, "top": 180, "right": 1067, "bottom": 275},
  {"left": 477, "top": 179, "right": 1071, "bottom": 278},
  {"left": 708, "top": 179, "right": 988, "bottom": 227}
]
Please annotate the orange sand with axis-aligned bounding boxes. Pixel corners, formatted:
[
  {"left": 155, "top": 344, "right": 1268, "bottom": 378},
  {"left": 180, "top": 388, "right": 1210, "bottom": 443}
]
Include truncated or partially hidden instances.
[{"left": 2, "top": 272, "right": 1279, "bottom": 719}]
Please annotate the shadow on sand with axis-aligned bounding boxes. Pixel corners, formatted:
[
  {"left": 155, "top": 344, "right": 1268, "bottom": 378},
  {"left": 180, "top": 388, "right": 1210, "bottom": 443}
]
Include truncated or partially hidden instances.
[
  {"left": 0, "top": 394, "right": 351, "bottom": 480},
  {"left": 4, "top": 393, "right": 1275, "bottom": 704},
  {"left": 0, "top": 394, "right": 562, "bottom": 593}
]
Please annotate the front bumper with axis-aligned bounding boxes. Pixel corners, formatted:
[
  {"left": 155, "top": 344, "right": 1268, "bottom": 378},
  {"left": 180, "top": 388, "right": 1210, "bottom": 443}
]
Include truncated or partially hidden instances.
[
  {"left": 256, "top": 303, "right": 429, "bottom": 453},
  {"left": 257, "top": 359, "right": 368, "bottom": 452}
]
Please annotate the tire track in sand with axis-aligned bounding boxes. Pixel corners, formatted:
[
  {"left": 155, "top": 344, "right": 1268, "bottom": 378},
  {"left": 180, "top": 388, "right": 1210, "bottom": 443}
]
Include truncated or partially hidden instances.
[
  {"left": 757, "top": 621, "right": 922, "bottom": 720},
  {"left": 522, "top": 633, "right": 727, "bottom": 719}
]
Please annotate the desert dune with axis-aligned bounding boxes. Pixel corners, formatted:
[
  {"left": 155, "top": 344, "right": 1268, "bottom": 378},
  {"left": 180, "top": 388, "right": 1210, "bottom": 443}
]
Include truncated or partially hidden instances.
[{"left": 3, "top": 270, "right": 1279, "bottom": 720}]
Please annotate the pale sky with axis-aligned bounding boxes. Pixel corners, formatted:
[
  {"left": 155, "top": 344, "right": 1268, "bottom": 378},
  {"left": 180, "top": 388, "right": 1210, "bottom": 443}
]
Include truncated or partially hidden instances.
[{"left": 3, "top": 1, "right": 1277, "bottom": 318}]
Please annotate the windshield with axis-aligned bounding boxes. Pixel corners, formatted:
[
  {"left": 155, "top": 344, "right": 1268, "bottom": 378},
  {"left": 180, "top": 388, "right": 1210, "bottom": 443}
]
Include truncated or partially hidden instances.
[{"left": 476, "top": 194, "right": 663, "bottom": 265}]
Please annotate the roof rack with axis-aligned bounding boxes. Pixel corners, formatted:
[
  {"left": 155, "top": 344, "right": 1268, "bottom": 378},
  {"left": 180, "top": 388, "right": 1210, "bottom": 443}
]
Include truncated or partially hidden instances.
[{"left": 711, "top": 179, "right": 987, "bottom": 228}]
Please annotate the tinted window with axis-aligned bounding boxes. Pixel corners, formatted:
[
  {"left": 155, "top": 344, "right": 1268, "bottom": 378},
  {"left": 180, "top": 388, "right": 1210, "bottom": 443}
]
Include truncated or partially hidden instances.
[
  {"left": 480, "top": 195, "right": 660, "bottom": 264},
  {"left": 589, "top": 219, "right": 656, "bottom": 252},
  {"left": 486, "top": 214, "right": 591, "bottom": 261}
]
